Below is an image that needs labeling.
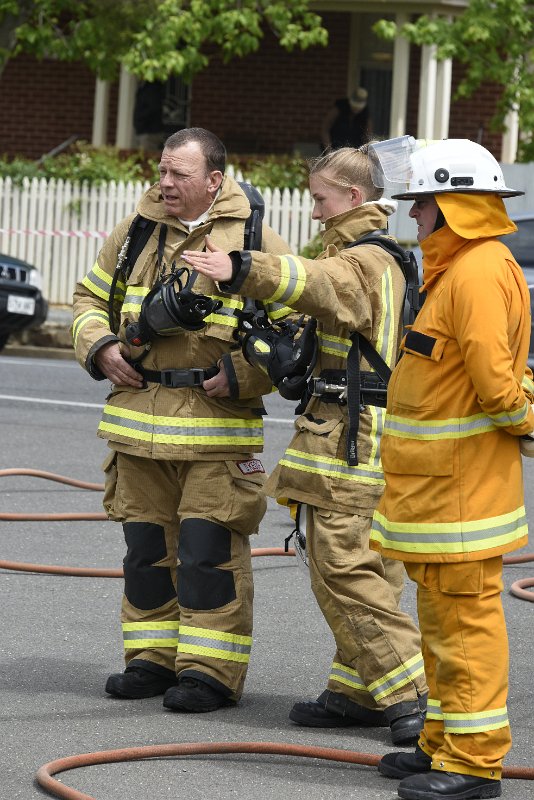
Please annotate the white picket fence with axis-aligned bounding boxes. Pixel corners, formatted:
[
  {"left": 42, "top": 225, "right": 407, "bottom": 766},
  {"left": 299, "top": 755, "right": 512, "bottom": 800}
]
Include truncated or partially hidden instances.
[{"left": 1, "top": 162, "right": 534, "bottom": 306}]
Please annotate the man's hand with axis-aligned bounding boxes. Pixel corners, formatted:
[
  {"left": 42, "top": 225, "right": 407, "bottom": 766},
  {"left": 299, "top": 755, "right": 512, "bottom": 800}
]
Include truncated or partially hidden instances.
[
  {"left": 182, "top": 235, "right": 234, "bottom": 282},
  {"left": 94, "top": 342, "right": 144, "bottom": 388},
  {"left": 203, "top": 361, "right": 230, "bottom": 398}
]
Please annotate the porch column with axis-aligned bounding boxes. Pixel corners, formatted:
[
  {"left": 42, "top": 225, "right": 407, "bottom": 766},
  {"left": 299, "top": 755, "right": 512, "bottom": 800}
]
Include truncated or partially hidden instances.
[
  {"left": 434, "top": 54, "right": 452, "bottom": 139},
  {"left": 91, "top": 78, "right": 110, "bottom": 147},
  {"left": 115, "top": 66, "right": 137, "bottom": 149},
  {"left": 389, "top": 13, "right": 410, "bottom": 138},
  {"left": 417, "top": 43, "right": 438, "bottom": 139},
  {"left": 501, "top": 107, "right": 519, "bottom": 164}
]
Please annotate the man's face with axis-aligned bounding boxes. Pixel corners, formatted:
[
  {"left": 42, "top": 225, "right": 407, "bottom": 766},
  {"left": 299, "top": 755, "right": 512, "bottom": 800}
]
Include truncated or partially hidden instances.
[
  {"left": 409, "top": 196, "right": 439, "bottom": 242},
  {"left": 309, "top": 171, "right": 361, "bottom": 224},
  {"left": 158, "top": 142, "right": 222, "bottom": 220}
]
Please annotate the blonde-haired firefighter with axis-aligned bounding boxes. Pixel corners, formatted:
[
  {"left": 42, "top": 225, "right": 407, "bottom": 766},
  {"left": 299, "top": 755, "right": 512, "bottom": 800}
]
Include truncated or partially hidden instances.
[
  {"left": 181, "top": 145, "right": 429, "bottom": 747},
  {"left": 368, "top": 137, "right": 534, "bottom": 800}
]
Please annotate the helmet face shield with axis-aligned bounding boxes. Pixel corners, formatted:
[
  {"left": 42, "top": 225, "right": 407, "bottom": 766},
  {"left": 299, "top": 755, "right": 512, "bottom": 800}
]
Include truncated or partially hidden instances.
[{"left": 368, "top": 135, "right": 418, "bottom": 189}]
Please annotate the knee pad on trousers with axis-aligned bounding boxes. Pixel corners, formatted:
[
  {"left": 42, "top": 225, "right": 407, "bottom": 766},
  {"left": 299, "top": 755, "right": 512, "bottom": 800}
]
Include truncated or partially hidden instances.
[
  {"left": 123, "top": 522, "right": 176, "bottom": 610},
  {"left": 178, "top": 518, "right": 236, "bottom": 610}
]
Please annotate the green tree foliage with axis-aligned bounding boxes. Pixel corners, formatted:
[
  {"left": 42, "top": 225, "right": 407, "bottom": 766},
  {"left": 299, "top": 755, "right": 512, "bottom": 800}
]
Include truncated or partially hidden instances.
[
  {"left": 374, "top": 0, "right": 534, "bottom": 160},
  {"left": 0, "top": 0, "right": 327, "bottom": 81}
]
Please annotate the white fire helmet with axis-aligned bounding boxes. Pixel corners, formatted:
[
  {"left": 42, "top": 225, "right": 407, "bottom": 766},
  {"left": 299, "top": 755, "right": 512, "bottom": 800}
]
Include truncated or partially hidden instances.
[{"left": 368, "top": 136, "right": 523, "bottom": 200}]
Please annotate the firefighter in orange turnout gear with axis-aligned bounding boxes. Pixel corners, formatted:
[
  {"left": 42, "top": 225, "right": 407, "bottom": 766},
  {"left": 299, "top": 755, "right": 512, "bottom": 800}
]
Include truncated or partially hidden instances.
[
  {"left": 181, "top": 146, "right": 429, "bottom": 747},
  {"left": 368, "top": 137, "right": 534, "bottom": 800},
  {"left": 72, "top": 128, "right": 291, "bottom": 713}
]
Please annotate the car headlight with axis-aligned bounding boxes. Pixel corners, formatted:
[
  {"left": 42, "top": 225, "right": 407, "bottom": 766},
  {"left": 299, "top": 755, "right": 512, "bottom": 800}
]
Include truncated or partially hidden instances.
[{"left": 28, "top": 269, "right": 43, "bottom": 290}]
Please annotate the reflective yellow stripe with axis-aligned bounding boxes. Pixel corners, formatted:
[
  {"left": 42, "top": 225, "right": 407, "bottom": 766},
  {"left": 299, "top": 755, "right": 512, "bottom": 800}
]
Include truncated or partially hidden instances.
[
  {"left": 81, "top": 262, "right": 124, "bottom": 302},
  {"left": 279, "top": 448, "right": 384, "bottom": 486},
  {"left": 487, "top": 400, "right": 529, "bottom": 428},
  {"left": 367, "top": 405, "right": 385, "bottom": 467},
  {"left": 72, "top": 309, "right": 109, "bottom": 346},
  {"left": 366, "top": 652, "right": 425, "bottom": 701},
  {"left": 426, "top": 698, "right": 443, "bottom": 720},
  {"left": 330, "top": 655, "right": 424, "bottom": 701},
  {"left": 384, "top": 412, "right": 497, "bottom": 440},
  {"left": 122, "top": 621, "right": 179, "bottom": 649},
  {"left": 266, "top": 255, "right": 306, "bottom": 307},
  {"left": 522, "top": 374, "right": 534, "bottom": 395},
  {"left": 376, "top": 265, "right": 396, "bottom": 367},
  {"left": 122, "top": 285, "right": 149, "bottom": 313},
  {"left": 443, "top": 707, "right": 509, "bottom": 734},
  {"left": 317, "top": 331, "right": 351, "bottom": 359},
  {"left": 329, "top": 662, "right": 367, "bottom": 692},
  {"left": 178, "top": 625, "right": 252, "bottom": 664},
  {"left": 371, "top": 506, "right": 528, "bottom": 555},
  {"left": 99, "top": 406, "right": 263, "bottom": 446}
]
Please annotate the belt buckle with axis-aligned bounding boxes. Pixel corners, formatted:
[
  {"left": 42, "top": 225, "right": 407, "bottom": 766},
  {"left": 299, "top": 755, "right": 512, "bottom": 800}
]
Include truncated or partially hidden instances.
[{"left": 160, "top": 368, "right": 205, "bottom": 388}]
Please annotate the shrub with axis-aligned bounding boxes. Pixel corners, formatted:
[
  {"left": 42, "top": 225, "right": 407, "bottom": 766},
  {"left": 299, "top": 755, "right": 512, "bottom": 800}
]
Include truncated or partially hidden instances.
[{"left": 0, "top": 142, "right": 311, "bottom": 189}]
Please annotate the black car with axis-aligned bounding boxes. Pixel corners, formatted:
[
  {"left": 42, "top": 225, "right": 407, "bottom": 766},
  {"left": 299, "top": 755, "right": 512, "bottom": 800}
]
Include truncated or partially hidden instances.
[
  {"left": 410, "top": 213, "right": 534, "bottom": 368},
  {"left": 0, "top": 252, "right": 48, "bottom": 351}
]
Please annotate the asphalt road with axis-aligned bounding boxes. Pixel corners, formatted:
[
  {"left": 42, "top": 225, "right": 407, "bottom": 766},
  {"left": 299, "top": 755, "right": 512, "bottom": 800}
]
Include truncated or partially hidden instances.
[{"left": 0, "top": 352, "right": 533, "bottom": 800}]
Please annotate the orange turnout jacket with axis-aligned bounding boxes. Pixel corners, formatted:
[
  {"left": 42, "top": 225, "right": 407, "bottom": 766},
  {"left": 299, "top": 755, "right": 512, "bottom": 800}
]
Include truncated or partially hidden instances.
[{"left": 371, "top": 193, "right": 534, "bottom": 563}]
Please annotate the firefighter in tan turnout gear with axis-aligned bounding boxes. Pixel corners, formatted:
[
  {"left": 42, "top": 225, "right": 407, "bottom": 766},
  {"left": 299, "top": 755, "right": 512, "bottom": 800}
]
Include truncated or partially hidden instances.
[
  {"left": 72, "top": 128, "right": 290, "bottom": 712},
  {"left": 182, "top": 146, "right": 429, "bottom": 746},
  {"left": 368, "top": 137, "right": 534, "bottom": 800}
]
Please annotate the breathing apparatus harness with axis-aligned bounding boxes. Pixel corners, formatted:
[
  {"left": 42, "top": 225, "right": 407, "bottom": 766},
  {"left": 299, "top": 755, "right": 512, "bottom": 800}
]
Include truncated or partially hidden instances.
[
  {"left": 106, "top": 182, "right": 264, "bottom": 385},
  {"left": 237, "top": 230, "right": 422, "bottom": 464}
]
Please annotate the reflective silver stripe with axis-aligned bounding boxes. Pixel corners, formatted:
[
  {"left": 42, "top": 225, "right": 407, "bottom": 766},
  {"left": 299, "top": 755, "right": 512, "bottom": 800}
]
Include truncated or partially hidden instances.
[
  {"left": 267, "top": 255, "right": 306, "bottom": 306},
  {"left": 81, "top": 263, "right": 124, "bottom": 302},
  {"left": 329, "top": 662, "right": 367, "bottom": 692},
  {"left": 265, "top": 301, "right": 293, "bottom": 320},
  {"left": 72, "top": 309, "right": 109, "bottom": 345},
  {"left": 384, "top": 413, "right": 497, "bottom": 440},
  {"left": 123, "top": 629, "right": 178, "bottom": 640},
  {"left": 100, "top": 413, "right": 262, "bottom": 439},
  {"left": 371, "top": 507, "right": 528, "bottom": 556},
  {"left": 122, "top": 287, "right": 148, "bottom": 311},
  {"left": 426, "top": 699, "right": 443, "bottom": 720},
  {"left": 367, "top": 653, "right": 425, "bottom": 702},
  {"left": 367, "top": 406, "right": 385, "bottom": 468},
  {"left": 179, "top": 632, "right": 251, "bottom": 655},
  {"left": 487, "top": 400, "right": 530, "bottom": 428},
  {"left": 371, "top": 507, "right": 528, "bottom": 549},
  {"left": 280, "top": 448, "right": 384, "bottom": 484},
  {"left": 98, "top": 407, "right": 263, "bottom": 445},
  {"left": 317, "top": 331, "right": 351, "bottom": 359},
  {"left": 443, "top": 707, "right": 509, "bottom": 734}
]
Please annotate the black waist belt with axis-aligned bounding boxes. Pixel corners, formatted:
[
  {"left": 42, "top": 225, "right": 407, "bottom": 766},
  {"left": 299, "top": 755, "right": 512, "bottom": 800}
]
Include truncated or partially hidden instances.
[{"left": 135, "top": 365, "right": 218, "bottom": 388}]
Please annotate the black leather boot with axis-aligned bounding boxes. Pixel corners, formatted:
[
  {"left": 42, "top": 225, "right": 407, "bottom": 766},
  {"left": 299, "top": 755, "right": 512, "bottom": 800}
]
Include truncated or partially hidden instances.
[
  {"left": 379, "top": 745, "right": 432, "bottom": 778},
  {"left": 289, "top": 689, "right": 388, "bottom": 728},
  {"left": 398, "top": 771, "right": 502, "bottom": 799},
  {"left": 163, "top": 676, "right": 234, "bottom": 713},
  {"left": 385, "top": 695, "right": 427, "bottom": 746},
  {"left": 105, "top": 664, "right": 178, "bottom": 699}
]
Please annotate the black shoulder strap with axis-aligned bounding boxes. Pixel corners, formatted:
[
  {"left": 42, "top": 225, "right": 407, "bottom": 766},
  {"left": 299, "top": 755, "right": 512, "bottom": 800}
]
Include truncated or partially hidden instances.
[
  {"left": 345, "top": 230, "right": 424, "bottom": 324},
  {"left": 122, "top": 214, "right": 159, "bottom": 281},
  {"left": 238, "top": 181, "right": 264, "bottom": 251}
]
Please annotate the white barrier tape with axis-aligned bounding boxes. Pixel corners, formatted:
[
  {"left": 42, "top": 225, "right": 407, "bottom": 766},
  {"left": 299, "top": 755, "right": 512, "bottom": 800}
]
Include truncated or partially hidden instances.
[{"left": 0, "top": 228, "right": 109, "bottom": 238}]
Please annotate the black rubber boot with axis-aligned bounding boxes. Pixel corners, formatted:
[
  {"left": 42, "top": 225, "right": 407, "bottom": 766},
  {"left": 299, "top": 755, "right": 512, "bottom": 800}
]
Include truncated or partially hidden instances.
[
  {"left": 398, "top": 771, "right": 502, "bottom": 799},
  {"left": 385, "top": 695, "right": 427, "bottom": 746},
  {"left": 289, "top": 689, "right": 388, "bottom": 728},
  {"left": 379, "top": 745, "right": 432, "bottom": 778},
  {"left": 105, "top": 664, "right": 178, "bottom": 699},
  {"left": 163, "top": 677, "right": 234, "bottom": 713}
]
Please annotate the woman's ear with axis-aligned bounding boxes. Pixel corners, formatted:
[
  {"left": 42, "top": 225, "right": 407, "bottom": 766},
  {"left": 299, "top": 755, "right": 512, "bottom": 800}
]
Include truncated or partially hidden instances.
[{"left": 350, "top": 186, "right": 363, "bottom": 207}]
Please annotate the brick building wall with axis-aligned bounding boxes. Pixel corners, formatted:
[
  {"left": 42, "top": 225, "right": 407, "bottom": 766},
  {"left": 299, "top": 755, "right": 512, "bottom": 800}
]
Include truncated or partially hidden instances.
[
  {"left": 191, "top": 11, "right": 350, "bottom": 154},
  {"left": 0, "top": 10, "right": 504, "bottom": 160},
  {"left": 0, "top": 54, "right": 118, "bottom": 159}
]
